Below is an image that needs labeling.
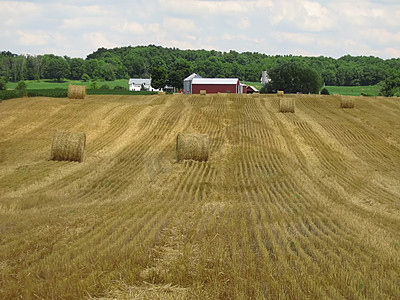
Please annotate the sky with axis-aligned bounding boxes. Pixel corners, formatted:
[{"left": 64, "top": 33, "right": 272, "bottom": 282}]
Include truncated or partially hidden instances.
[{"left": 1, "top": 0, "right": 400, "bottom": 59}]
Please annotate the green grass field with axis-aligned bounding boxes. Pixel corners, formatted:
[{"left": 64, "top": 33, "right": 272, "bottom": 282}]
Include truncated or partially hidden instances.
[
  {"left": 326, "top": 85, "right": 381, "bottom": 96},
  {"left": 246, "top": 82, "right": 381, "bottom": 96},
  {"left": 5, "top": 79, "right": 382, "bottom": 97}
]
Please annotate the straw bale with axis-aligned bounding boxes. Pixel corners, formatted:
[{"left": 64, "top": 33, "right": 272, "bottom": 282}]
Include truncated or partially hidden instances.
[
  {"left": 68, "top": 85, "right": 86, "bottom": 99},
  {"left": 277, "top": 90, "right": 284, "bottom": 97},
  {"left": 158, "top": 91, "right": 166, "bottom": 95},
  {"left": 51, "top": 130, "right": 86, "bottom": 162},
  {"left": 200, "top": 90, "right": 207, "bottom": 95},
  {"left": 176, "top": 132, "right": 209, "bottom": 162},
  {"left": 341, "top": 96, "right": 355, "bottom": 108},
  {"left": 279, "top": 97, "right": 295, "bottom": 113}
]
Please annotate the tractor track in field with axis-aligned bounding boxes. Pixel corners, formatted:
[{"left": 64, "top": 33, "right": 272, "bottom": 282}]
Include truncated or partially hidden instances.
[{"left": 0, "top": 94, "right": 399, "bottom": 299}]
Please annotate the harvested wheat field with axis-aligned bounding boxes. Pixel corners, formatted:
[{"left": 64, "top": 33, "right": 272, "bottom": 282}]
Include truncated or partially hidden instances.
[{"left": 0, "top": 93, "right": 400, "bottom": 299}]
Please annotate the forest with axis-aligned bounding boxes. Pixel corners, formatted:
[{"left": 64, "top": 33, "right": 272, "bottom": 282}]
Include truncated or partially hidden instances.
[{"left": 1, "top": 45, "right": 400, "bottom": 87}]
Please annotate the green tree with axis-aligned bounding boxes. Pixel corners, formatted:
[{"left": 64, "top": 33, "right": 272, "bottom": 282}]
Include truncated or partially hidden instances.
[
  {"left": 124, "top": 53, "right": 149, "bottom": 78},
  {"left": 0, "top": 76, "right": 7, "bottom": 90},
  {"left": 379, "top": 73, "right": 400, "bottom": 97},
  {"left": 69, "top": 58, "right": 85, "bottom": 80},
  {"left": 168, "top": 59, "right": 192, "bottom": 89},
  {"left": 43, "top": 56, "right": 69, "bottom": 81},
  {"left": 84, "top": 59, "right": 100, "bottom": 79},
  {"left": 268, "top": 61, "right": 323, "bottom": 94},
  {"left": 100, "top": 62, "right": 116, "bottom": 81},
  {"left": 151, "top": 65, "right": 167, "bottom": 90},
  {"left": 24, "top": 56, "right": 36, "bottom": 80}
]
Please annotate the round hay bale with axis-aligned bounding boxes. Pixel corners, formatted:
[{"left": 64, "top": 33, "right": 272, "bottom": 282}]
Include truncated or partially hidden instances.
[
  {"left": 277, "top": 90, "right": 284, "bottom": 97},
  {"left": 200, "top": 90, "right": 207, "bottom": 95},
  {"left": 158, "top": 91, "right": 166, "bottom": 95},
  {"left": 341, "top": 96, "right": 355, "bottom": 108},
  {"left": 279, "top": 97, "right": 295, "bottom": 113},
  {"left": 68, "top": 85, "right": 86, "bottom": 99},
  {"left": 51, "top": 130, "right": 86, "bottom": 162},
  {"left": 176, "top": 133, "right": 209, "bottom": 162}
]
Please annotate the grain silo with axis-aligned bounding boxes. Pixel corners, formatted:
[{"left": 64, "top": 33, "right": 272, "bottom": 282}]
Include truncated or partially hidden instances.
[{"left": 183, "top": 73, "right": 202, "bottom": 94}]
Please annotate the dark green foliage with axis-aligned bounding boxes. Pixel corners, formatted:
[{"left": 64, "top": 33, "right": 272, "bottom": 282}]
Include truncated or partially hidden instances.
[
  {"left": 168, "top": 59, "right": 192, "bottom": 89},
  {"left": 379, "top": 73, "right": 400, "bottom": 97},
  {"left": 0, "top": 76, "right": 7, "bottom": 90},
  {"left": 100, "top": 84, "right": 110, "bottom": 89},
  {"left": 320, "top": 87, "right": 330, "bottom": 95},
  {"left": 89, "top": 81, "right": 98, "bottom": 89},
  {"left": 43, "top": 55, "right": 70, "bottom": 81},
  {"left": 151, "top": 65, "right": 167, "bottom": 90},
  {"left": 16, "top": 81, "right": 27, "bottom": 90},
  {"left": 259, "top": 85, "right": 267, "bottom": 94},
  {"left": 0, "top": 89, "right": 67, "bottom": 100},
  {"left": 268, "top": 61, "right": 323, "bottom": 94},
  {"left": 361, "top": 92, "right": 373, "bottom": 97},
  {"left": 0, "top": 88, "right": 155, "bottom": 100},
  {"left": 0, "top": 90, "right": 25, "bottom": 100},
  {"left": 81, "top": 73, "right": 91, "bottom": 82},
  {"left": 1, "top": 45, "right": 400, "bottom": 87},
  {"left": 87, "top": 89, "right": 156, "bottom": 95},
  {"left": 69, "top": 58, "right": 85, "bottom": 80},
  {"left": 113, "top": 85, "right": 127, "bottom": 90},
  {"left": 26, "top": 89, "right": 67, "bottom": 98}
]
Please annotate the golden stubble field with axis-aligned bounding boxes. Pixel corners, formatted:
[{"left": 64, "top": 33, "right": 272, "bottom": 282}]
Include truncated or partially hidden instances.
[{"left": 0, "top": 94, "right": 400, "bottom": 299}]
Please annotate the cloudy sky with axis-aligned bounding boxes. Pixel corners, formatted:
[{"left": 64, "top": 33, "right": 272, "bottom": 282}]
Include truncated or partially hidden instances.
[{"left": 1, "top": 0, "right": 400, "bottom": 59}]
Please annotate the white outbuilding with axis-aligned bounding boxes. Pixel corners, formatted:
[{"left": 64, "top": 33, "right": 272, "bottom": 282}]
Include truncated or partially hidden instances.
[{"left": 128, "top": 79, "right": 158, "bottom": 92}]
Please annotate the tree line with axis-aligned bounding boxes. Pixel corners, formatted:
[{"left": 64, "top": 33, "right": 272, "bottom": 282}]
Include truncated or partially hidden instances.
[{"left": 1, "top": 45, "right": 400, "bottom": 88}]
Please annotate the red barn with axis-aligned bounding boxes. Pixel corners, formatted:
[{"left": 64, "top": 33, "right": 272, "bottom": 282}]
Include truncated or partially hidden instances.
[{"left": 191, "top": 78, "right": 243, "bottom": 94}]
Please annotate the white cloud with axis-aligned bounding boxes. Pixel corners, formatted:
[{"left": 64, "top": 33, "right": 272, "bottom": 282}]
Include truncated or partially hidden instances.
[
  {"left": 16, "top": 30, "right": 51, "bottom": 46},
  {"left": 0, "top": 0, "right": 400, "bottom": 58},
  {"left": 83, "top": 32, "right": 116, "bottom": 50},
  {"left": 163, "top": 17, "right": 197, "bottom": 33}
]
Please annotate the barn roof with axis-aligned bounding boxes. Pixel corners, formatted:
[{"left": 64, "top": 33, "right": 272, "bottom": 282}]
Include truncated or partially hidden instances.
[
  {"left": 247, "top": 86, "right": 259, "bottom": 92},
  {"left": 129, "top": 78, "right": 151, "bottom": 85},
  {"left": 184, "top": 73, "right": 202, "bottom": 81},
  {"left": 192, "top": 78, "right": 239, "bottom": 85}
]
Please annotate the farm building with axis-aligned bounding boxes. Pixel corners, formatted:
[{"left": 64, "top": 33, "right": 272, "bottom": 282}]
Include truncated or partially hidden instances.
[
  {"left": 191, "top": 78, "right": 246, "bottom": 94},
  {"left": 128, "top": 79, "right": 158, "bottom": 92},
  {"left": 260, "top": 71, "right": 271, "bottom": 86},
  {"left": 183, "top": 73, "right": 202, "bottom": 94},
  {"left": 247, "top": 86, "right": 259, "bottom": 94}
]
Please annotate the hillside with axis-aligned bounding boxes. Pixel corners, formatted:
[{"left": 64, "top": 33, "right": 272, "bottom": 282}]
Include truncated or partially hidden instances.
[
  {"left": 0, "top": 94, "right": 400, "bottom": 299},
  {"left": 2, "top": 46, "right": 400, "bottom": 86}
]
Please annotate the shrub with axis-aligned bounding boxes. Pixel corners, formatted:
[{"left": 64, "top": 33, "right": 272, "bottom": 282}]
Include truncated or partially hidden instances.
[
  {"left": 89, "top": 81, "right": 98, "bottom": 89},
  {"left": 0, "top": 77, "right": 7, "bottom": 90},
  {"left": 16, "top": 81, "right": 27, "bottom": 90},
  {"left": 81, "top": 73, "right": 91, "bottom": 82},
  {"left": 114, "top": 85, "right": 127, "bottom": 90},
  {"left": 0, "top": 90, "right": 24, "bottom": 100},
  {"left": 27, "top": 89, "right": 68, "bottom": 98},
  {"left": 100, "top": 84, "right": 110, "bottom": 89}
]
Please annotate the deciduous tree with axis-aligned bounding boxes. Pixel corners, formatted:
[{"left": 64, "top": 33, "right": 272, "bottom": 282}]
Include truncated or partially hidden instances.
[{"left": 267, "top": 61, "right": 323, "bottom": 94}]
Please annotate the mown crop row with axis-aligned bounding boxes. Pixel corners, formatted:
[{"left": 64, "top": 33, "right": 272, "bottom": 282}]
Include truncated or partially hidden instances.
[{"left": 0, "top": 94, "right": 399, "bottom": 299}]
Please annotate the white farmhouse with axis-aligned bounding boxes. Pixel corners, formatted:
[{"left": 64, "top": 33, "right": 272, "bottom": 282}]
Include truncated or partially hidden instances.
[{"left": 128, "top": 79, "right": 158, "bottom": 92}]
